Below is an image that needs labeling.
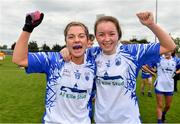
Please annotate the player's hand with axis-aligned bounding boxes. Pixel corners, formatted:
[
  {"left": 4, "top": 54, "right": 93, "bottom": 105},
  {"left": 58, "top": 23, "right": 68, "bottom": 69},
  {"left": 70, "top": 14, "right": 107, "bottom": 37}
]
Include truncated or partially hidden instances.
[
  {"left": 60, "top": 47, "right": 71, "bottom": 61},
  {"left": 23, "top": 10, "right": 44, "bottom": 33},
  {"left": 151, "top": 72, "right": 156, "bottom": 77},
  {"left": 136, "top": 11, "right": 155, "bottom": 27}
]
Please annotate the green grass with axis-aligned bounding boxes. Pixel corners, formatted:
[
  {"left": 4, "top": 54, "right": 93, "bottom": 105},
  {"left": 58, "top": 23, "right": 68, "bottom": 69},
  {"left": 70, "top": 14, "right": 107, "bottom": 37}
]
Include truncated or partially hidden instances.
[
  {"left": 136, "top": 75, "right": 180, "bottom": 123},
  {"left": 0, "top": 55, "right": 46, "bottom": 123},
  {"left": 0, "top": 55, "right": 180, "bottom": 123}
]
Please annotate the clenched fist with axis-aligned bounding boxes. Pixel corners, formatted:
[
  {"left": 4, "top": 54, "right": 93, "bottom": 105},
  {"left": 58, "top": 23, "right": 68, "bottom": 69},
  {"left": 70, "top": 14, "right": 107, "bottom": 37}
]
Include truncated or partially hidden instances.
[
  {"left": 136, "top": 11, "right": 155, "bottom": 27},
  {"left": 23, "top": 10, "right": 44, "bottom": 33}
]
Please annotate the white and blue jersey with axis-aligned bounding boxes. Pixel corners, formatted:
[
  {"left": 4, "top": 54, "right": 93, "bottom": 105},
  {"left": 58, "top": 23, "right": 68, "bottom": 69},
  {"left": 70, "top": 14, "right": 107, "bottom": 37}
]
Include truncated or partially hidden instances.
[
  {"left": 154, "top": 56, "right": 180, "bottom": 92},
  {"left": 89, "top": 43, "right": 160, "bottom": 124},
  {"left": 26, "top": 52, "right": 96, "bottom": 124}
]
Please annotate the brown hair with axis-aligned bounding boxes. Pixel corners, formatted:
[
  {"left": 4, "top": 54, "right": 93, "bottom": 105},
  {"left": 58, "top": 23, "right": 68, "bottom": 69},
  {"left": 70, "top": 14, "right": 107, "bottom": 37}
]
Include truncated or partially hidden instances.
[
  {"left": 94, "top": 16, "right": 122, "bottom": 40},
  {"left": 64, "top": 21, "right": 89, "bottom": 41},
  {"left": 88, "top": 34, "right": 95, "bottom": 41}
]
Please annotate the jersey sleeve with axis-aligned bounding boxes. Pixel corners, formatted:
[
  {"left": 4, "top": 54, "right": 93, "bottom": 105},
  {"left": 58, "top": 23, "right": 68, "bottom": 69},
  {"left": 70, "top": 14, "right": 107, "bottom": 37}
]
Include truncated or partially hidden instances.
[
  {"left": 26, "top": 52, "right": 64, "bottom": 74},
  {"left": 87, "top": 46, "right": 101, "bottom": 59},
  {"left": 134, "top": 43, "right": 160, "bottom": 68},
  {"left": 121, "top": 43, "right": 160, "bottom": 70},
  {"left": 26, "top": 52, "right": 50, "bottom": 74}
]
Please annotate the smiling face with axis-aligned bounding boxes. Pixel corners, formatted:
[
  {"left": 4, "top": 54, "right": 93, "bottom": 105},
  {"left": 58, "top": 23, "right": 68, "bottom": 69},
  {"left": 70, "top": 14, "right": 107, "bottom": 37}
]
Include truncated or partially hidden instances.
[
  {"left": 96, "top": 21, "right": 119, "bottom": 55},
  {"left": 94, "top": 16, "right": 122, "bottom": 55},
  {"left": 65, "top": 24, "right": 88, "bottom": 64}
]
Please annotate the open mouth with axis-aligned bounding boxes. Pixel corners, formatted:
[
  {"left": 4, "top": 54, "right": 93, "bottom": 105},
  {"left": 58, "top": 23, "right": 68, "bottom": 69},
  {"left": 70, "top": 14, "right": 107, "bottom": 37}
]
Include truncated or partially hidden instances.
[{"left": 72, "top": 45, "right": 82, "bottom": 50}]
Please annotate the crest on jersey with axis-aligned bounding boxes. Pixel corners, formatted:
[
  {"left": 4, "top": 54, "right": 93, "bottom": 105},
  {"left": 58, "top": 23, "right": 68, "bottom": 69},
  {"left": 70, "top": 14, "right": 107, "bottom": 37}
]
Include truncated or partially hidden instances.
[
  {"left": 115, "top": 57, "right": 121, "bottom": 66},
  {"left": 74, "top": 70, "right": 81, "bottom": 79},
  {"left": 84, "top": 72, "right": 90, "bottom": 81}
]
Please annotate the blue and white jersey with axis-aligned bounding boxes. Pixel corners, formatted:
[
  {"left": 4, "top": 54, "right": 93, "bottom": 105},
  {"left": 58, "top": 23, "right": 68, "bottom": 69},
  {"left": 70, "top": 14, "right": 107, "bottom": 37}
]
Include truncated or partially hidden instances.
[
  {"left": 141, "top": 63, "right": 154, "bottom": 79},
  {"left": 90, "top": 43, "right": 160, "bottom": 124},
  {"left": 154, "top": 56, "right": 180, "bottom": 92},
  {"left": 174, "top": 56, "right": 180, "bottom": 69},
  {"left": 26, "top": 52, "right": 96, "bottom": 124}
]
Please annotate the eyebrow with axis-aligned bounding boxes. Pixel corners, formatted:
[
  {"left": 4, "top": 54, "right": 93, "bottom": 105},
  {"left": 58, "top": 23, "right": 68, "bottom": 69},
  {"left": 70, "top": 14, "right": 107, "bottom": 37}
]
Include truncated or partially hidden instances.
[
  {"left": 67, "top": 33, "right": 86, "bottom": 36},
  {"left": 97, "top": 31, "right": 116, "bottom": 34}
]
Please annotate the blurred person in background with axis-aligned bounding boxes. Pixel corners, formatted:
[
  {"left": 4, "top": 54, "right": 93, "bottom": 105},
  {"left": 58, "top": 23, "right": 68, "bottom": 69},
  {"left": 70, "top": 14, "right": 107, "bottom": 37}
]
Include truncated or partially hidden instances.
[
  {"left": 87, "top": 33, "right": 95, "bottom": 48},
  {"left": 140, "top": 63, "right": 156, "bottom": 97},
  {"left": 154, "top": 52, "right": 180, "bottom": 123},
  {"left": 171, "top": 50, "right": 180, "bottom": 92}
]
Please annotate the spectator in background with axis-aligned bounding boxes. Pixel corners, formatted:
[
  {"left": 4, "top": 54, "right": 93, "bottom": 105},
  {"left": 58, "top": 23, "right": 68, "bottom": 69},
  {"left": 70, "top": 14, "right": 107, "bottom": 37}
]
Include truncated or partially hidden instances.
[
  {"left": 171, "top": 50, "right": 180, "bottom": 92},
  {"left": 154, "top": 52, "right": 180, "bottom": 123},
  {"left": 87, "top": 34, "right": 95, "bottom": 48},
  {"left": 0, "top": 51, "right": 5, "bottom": 61},
  {"left": 140, "top": 63, "right": 156, "bottom": 97},
  {"left": 87, "top": 33, "right": 96, "bottom": 120}
]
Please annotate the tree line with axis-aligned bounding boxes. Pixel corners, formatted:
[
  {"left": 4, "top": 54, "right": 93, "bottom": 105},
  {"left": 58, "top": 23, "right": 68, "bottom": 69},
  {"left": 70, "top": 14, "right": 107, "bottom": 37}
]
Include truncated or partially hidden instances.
[
  {"left": 1, "top": 37, "right": 180, "bottom": 53},
  {"left": 10, "top": 41, "right": 66, "bottom": 52}
]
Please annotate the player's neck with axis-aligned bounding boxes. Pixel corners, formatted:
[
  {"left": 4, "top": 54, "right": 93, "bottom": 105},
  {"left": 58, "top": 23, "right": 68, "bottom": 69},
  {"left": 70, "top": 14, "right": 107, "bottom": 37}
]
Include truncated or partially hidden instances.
[
  {"left": 71, "top": 56, "right": 84, "bottom": 65},
  {"left": 165, "top": 56, "right": 171, "bottom": 60}
]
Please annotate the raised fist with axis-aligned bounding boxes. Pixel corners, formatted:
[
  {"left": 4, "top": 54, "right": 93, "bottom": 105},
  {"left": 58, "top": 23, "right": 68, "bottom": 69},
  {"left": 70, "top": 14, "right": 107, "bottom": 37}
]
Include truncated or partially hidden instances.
[
  {"left": 23, "top": 11, "right": 44, "bottom": 33},
  {"left": 136, "top": 11, "right": 154, "bottom": 26}
]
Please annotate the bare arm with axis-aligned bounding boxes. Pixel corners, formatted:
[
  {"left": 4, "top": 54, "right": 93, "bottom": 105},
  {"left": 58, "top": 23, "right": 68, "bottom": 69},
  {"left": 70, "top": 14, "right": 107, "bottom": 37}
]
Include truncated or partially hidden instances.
[
  {"left": 136, "top": 11, "right": 176, "bottom": 55},
  {"left": 141, "top": 65, "right": 156, "bottom": 77},
  {"left": 12, "top": 31, "right": 30, "bottom": 67},
  {"left": 176, "top": 69, "right": 180, "bottom": 74},
  {"left": 12, "top": 11, "right": 44, "bottom": 67}
]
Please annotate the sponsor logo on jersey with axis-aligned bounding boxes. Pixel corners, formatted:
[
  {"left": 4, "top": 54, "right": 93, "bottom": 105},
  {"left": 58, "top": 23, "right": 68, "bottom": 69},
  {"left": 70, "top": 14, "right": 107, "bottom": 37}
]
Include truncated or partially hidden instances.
[
  {"left": 62, "top": 69, "right": 70, "bottom": 77},
  {"left": 96, "top": 60, "right": 103, "bottom": 68},
  {"left": 96, "top": 76, "right": 124, "bottom": 87},
  {"left": 59, "top": 85, "right": 87, "bottom": 100}
]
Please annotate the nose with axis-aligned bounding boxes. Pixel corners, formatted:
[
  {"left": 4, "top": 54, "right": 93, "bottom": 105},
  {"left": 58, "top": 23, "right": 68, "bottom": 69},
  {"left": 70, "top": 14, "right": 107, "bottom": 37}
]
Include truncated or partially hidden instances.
[
  {"left": 104, "top": 34, "right": 111, "bottom": 41},
  {"left": 74, "top": 36, "right": 80, "bottom": 42}
]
